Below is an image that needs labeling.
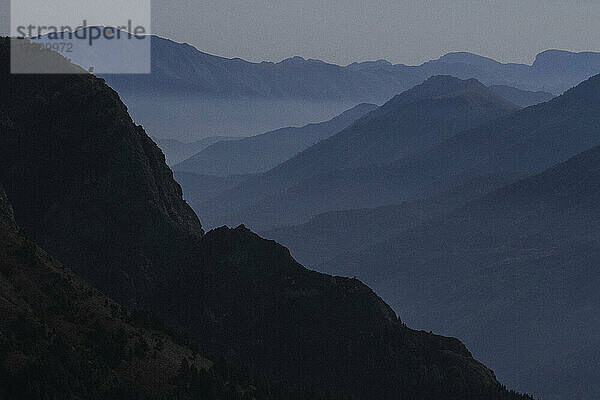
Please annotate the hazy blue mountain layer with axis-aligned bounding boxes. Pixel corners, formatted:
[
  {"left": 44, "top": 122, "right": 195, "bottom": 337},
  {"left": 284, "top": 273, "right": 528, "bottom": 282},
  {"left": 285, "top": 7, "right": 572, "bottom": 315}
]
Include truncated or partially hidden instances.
[
  {"left": 197, "top": 74, "right": 600, "bottom": 231},
  {"left": 173, "top": 103, "right": 377, "bottom": 176},
  {"left": 195, "top": 76, "right": 520, "bottom": 230},
  {"left": 327, "top": 142, "right": 600, "bottom": 400}
]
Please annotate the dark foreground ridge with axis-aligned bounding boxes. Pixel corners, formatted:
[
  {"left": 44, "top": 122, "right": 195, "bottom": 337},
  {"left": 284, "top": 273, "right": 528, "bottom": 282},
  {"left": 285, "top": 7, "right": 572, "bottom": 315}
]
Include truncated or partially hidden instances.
[
  {"left": 0, "top": 186, "right": 357, "bottom": 400},
  {"left": 0, "top": 38, "right": 531, "bottom": 400}
]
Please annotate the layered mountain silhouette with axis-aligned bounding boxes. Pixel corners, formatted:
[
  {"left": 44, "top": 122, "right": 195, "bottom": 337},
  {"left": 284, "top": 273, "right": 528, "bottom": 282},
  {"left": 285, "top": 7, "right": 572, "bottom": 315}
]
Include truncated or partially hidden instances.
[
  {"left": 171, "top": 83, "right": 551, "bottom": 180},
  {"left": 327, "top": 142, "right": 600, "bottom": 400},
  {"left": 98, "top": 36, "right": 600, "bottom": 99},
  {"left": 0, "top": 38, "right": 531, "bottom": 400},
  {"left": 99, "top": 35, "right": 422, "bottom": 102},
  {"left": 33, "top": 30, "right": 598, "bottom": 140},
  {"left": 173, "top": 103, "right": 377, "bottom": 176},
  {"left": 156, "top": 136, "right": 239, "bottom": 165},
  {"left": 417, "top": 50, "right": 600, "bottom": 94},
  {"left": 168, "top": 86, "right": 549, "bottom": 175},
  {"left": 195, "top": 76, "right": 521, "bottom": 229},
  {"left": 489, "top": 85, "right": 554, "bottom": 107},
  {"left": 265, "top": 76, "right": 518, "bottom": 172},
  {"left": 262, "top": 172, "right": 523, "bottom": 268},
  {"left": 168, "top": 85, "right": 548, "bottom": 192},
  {"left": 198, "top": 73, "right": 600, "bottom": 231}
]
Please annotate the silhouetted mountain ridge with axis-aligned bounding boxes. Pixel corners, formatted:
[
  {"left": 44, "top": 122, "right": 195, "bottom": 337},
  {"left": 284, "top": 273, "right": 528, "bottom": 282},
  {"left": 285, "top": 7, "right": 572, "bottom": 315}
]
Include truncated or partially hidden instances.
[
  {"left": 173, "top": 103, "right": 377, "bottom": 176},
  {"left": 197, "top": 76, "right": 520, "bottom": 229},
  {"left": 489, "top": 85, "right": 554, "bottom": 107},
  {"left": 262, "top": 172, "right": 523, "bottom": 268},
  {"left": 0, "top": 38, "right": 530, "bottom": 400},
  {"left": 328, "top": 141, "right": 600, "bottom": 400},
  {"left": 38, "top": 29, "right": 597, "bottom": 142},
  {"left": 198, "top": 73, "right": 600, "bottom": 231},
  {"left": 0, "top": 186, "right": 359, "bottom": 400},
  {"left": 100, "top": 36, "right": 600, "bottom": 98}
]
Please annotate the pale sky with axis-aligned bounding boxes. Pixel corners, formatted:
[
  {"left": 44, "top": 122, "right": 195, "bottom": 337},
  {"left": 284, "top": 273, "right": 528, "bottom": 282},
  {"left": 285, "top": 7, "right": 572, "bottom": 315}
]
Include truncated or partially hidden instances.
[{"left": 2, "top": 0, "right": 600, "bottom": 65}]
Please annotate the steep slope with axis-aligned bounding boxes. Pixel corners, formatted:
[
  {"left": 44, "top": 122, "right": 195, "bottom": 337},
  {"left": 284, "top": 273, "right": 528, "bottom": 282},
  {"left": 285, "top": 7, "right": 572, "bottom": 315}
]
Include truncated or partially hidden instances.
[
  {"left": 1, "top": 41, "right": 203, "bottom": 304},
  {"left": 262, "top": 172, "right": 523, "bottom": 268},
  {"left": 197, "top": 76, "right": 519, "bottom": 229},
  {"left": 155, "top": 136, "right": 239, "bottom": 165},
  {"left": 0, "top": 189, "right": 354, "bottom": 400},
  {"left": 0, "top": 38, "right": 531, "bottom": 400},
  {"left": 0, "top": 212, "right": 207, "bottom": 399},
  {"left": 489, "top": 85, "right": 554, "bottom": 107},
  {"left": 173, "top": 103, "right": 377, "bottom": 176},
  {"left": 328, "top": 143, "right": 600, "bottom": 400},
  {"left": 201, "top": 73, "right": 600, "bottom": 231},
  {"left": 175, "top": 171, "right": 257, "bottom": 207}
]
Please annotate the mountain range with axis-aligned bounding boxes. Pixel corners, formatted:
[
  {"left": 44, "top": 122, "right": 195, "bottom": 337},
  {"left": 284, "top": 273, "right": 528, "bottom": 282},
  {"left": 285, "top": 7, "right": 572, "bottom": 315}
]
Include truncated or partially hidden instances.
[
  {"left": 112, "top": 40, "right": 586, "bottom": 140},
  {"left": 0, "top": 37, "right": 531, "bottom": 400},
  {"left": 101, "top": 38, "right": 599, "bottom": 99},
  {"left": 192, "top": 76, "right": 521, "bottom": 230},
  {"left": 326, "top": 139, "right": 600, "bottom": 400},
  {"left": 262, "top": 172, "right": 524, "bottom": 268},
  {"left": 195, "top": 73, "right": 600, "bottom": 232},
  {"left": 173, "top": 103, "right": 377, "bottom": 176},
  {"left": 167, "top": 68, "right": 600, "bottom": 400},
  {"left": 30, "top": 31, "right": 587, "bottom": 141},
  {"left": 250, "top": 73, "right": 600, "bottom": 400},
  {"left": 171, "top": 84, "right": 550, "bottom": 178}
]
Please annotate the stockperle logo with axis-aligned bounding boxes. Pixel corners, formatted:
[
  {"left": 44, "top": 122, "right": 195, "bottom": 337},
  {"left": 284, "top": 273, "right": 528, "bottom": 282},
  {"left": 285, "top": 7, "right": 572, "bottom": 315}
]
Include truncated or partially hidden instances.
[{"left": 10, "top": 0, "right": 151, "bottom": 74}]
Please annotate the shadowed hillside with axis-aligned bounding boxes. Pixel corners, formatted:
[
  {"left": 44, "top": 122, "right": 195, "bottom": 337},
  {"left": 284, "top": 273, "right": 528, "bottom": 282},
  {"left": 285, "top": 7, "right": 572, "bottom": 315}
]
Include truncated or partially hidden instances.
[
  {"left": 0, "top": 185, "right": 358, "bottom": 400},
  {"left": 326, "top": 142, "right": 600, "bottom": 400},
  {"left": 0, "top": 38, "right": 531, "bottom": 400}
]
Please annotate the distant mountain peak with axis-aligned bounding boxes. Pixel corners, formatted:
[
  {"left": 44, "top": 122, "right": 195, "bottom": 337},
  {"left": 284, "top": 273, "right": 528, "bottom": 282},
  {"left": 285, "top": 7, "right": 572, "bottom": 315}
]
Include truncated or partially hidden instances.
[
  {"left": 385, "top": 75, "right": 518, "bottom": 111},
  {"left": 279, "top": 55, "right": 307, "bottom": 64},
  {"left": 533, "top": 49, "right": 578, "bottom": 67},
  {"left": 533, "top": 49, "right": 600, "bottom": 73},
  {"left": 436, "top": 52, "right": 501, "bottom": 66}
]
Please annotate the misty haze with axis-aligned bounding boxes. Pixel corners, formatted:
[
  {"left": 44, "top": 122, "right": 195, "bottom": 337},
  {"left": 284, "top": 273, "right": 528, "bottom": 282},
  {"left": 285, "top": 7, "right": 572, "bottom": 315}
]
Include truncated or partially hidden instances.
[{"left": 1, "top": 2, "right": 599, "bottom": 400}]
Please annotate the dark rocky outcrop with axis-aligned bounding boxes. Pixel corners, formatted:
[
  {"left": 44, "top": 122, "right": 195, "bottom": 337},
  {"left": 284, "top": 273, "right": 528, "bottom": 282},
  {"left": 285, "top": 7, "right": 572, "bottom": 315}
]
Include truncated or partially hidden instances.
[{"left": 1, "top": 38, "right": 203, "bottom": 304}]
